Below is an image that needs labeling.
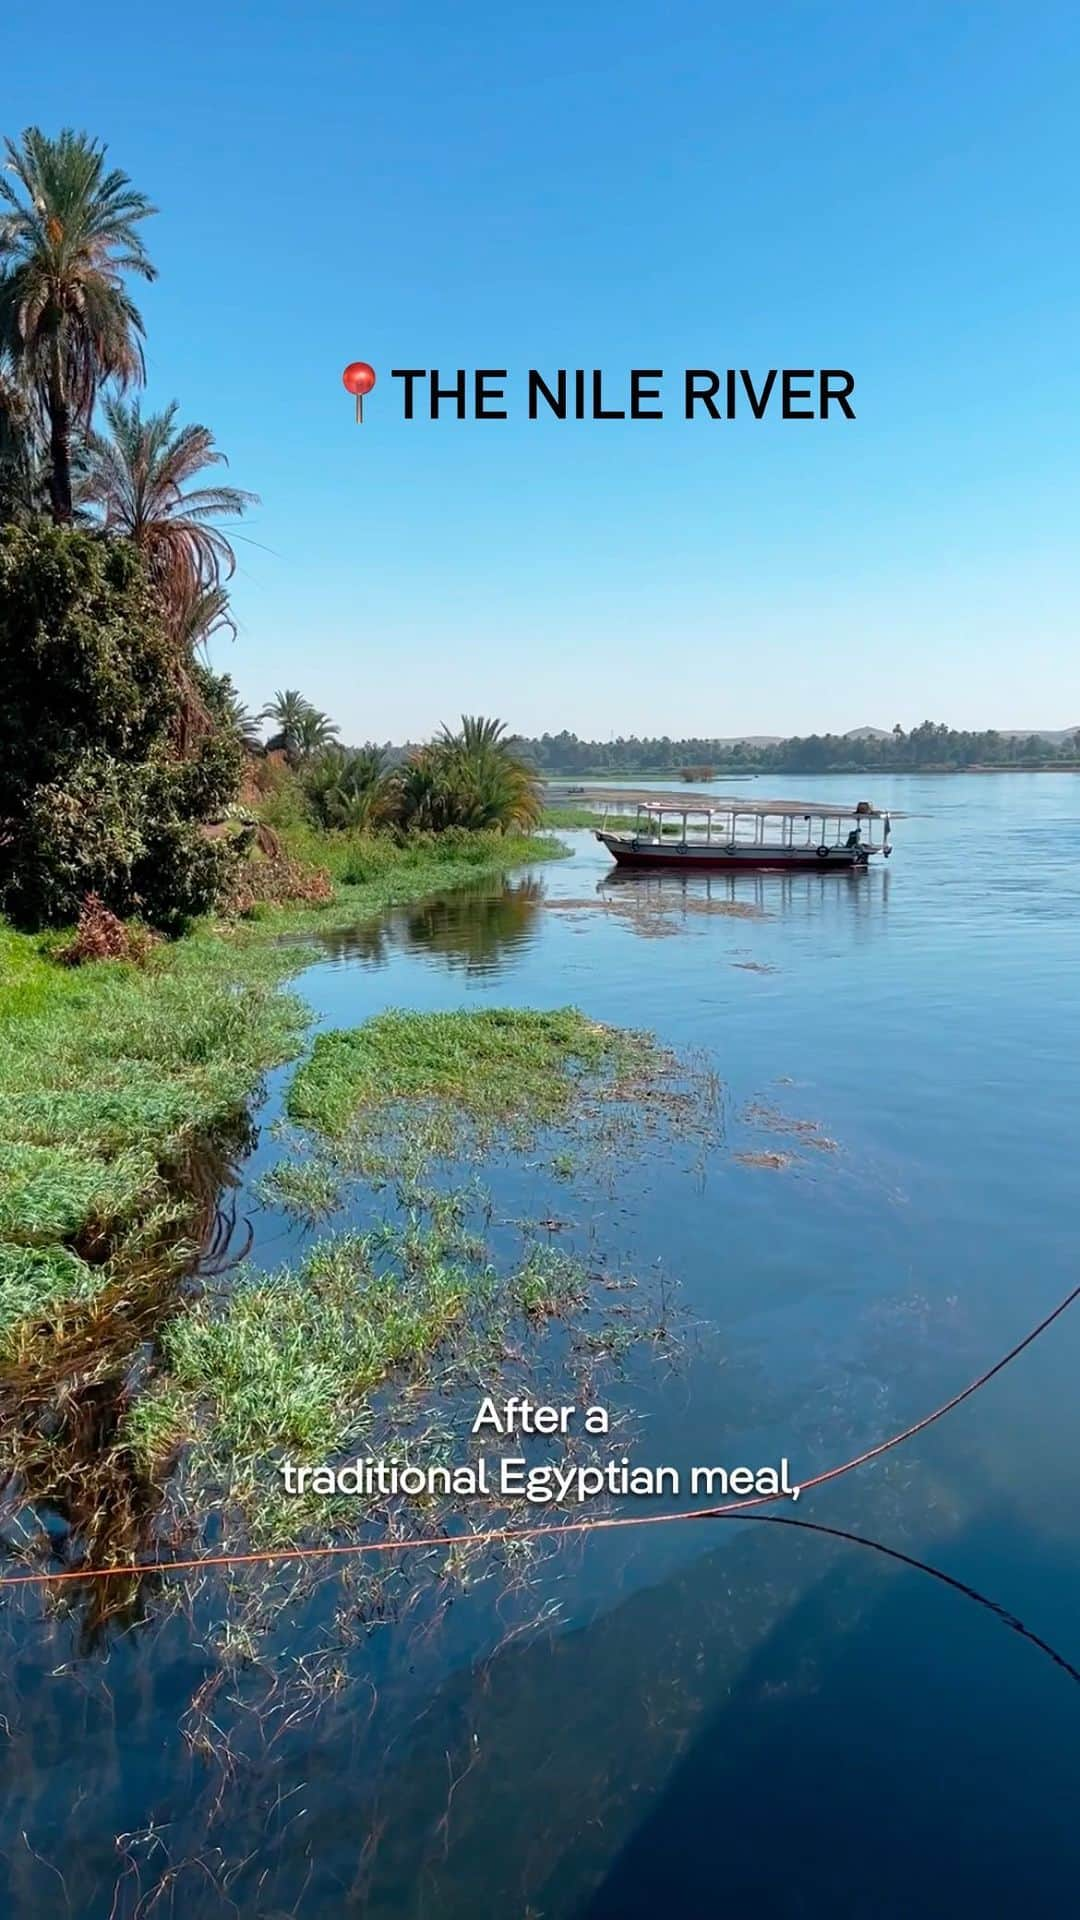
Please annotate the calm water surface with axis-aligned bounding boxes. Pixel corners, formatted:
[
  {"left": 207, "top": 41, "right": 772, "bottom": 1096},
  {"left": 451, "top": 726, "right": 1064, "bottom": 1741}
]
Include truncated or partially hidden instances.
[{"left": 2, "top": 773, "right": 1079, "bottom": 1917}]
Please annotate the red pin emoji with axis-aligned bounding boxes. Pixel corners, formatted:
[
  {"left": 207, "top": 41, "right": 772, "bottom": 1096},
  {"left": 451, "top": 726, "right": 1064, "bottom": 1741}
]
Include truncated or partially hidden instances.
[{"left": 342, "top": 361, "right": 376, "bottom": 422}]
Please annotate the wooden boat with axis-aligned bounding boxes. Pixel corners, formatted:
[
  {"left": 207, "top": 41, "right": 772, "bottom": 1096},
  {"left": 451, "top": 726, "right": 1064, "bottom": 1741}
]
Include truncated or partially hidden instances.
[{"left": 594, "top": 796, "right": 894, "bottom": 871}]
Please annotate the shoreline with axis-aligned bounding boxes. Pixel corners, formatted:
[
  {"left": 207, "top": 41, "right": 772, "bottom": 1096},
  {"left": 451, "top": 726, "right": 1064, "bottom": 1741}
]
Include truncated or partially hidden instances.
[{"left": 0, "top": 829, "right": 568, "bottom": 1342}]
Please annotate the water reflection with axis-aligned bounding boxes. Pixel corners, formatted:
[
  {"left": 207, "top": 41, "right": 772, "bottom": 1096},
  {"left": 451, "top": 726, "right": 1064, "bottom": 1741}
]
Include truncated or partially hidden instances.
[
  {"left": 313, "top": 877, "right": 545, "bottom": 975},
  {"left": 598, "top": 860, "right": 892, "bottom": 928},
  {"left": 0, "top": 1116, "right": 257, "bottom": 1641}
]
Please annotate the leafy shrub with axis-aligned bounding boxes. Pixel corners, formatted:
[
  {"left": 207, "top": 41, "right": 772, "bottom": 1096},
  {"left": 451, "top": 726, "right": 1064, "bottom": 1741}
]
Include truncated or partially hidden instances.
[
  {"left": 0, "top": 523, "right": 243, "bottom": 929},
  {"left": 397, "top": 719, "right": 542, "bottom": 832}
]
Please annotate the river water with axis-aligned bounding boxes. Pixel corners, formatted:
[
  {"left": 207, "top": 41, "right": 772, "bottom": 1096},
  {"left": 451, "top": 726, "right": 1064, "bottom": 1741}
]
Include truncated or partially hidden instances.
[{"left": 2, "top": 773, "right": 1079, "bottom": 1917}]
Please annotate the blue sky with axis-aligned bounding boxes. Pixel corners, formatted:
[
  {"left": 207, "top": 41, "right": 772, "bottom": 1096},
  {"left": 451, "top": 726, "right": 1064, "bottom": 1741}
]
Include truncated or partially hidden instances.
[{"left": 7, "top": 2, "right": 1080, "bottom": 740}]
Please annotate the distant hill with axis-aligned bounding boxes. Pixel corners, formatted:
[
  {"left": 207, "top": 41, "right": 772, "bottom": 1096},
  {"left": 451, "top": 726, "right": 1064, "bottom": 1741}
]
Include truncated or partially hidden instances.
[
  {"left": 839, "top": 724, "right": 1078, "bottom": 745},
  {"left": 824, "top": 724, "right": 1077, "bottom": 744},
  {"left": 669, "top": 725, "right": 1077, "bottom": 746},
  {"left": 709, "top": 734, "right": 782, "bottom": 746},
  {"left": 997, "top": 725, "right": 1080, "bottom": 744}
]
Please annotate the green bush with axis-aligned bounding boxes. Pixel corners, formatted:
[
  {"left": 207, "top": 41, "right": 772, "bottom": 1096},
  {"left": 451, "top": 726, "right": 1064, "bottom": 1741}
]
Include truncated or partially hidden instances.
[{"left": 0, "top": 522, "right": 242, "bottom": 929}]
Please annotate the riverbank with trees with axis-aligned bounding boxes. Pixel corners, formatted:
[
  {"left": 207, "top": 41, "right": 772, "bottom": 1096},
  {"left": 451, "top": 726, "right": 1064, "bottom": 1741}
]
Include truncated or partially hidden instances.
[{"left": 0, "top": 125, "right": 565, "bottom": 1349}]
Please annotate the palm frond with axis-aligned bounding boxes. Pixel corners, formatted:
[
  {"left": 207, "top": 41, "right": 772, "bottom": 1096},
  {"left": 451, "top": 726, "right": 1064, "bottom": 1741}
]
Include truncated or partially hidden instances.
[{"left": 83, "top": 395, "right": 259, "bottom": 631}]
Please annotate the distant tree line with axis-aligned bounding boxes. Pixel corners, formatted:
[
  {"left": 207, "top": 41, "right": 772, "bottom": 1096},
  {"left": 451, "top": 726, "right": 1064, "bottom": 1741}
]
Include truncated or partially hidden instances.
[{"left": 516, "top": 721, "right": 1080, "bottom": 776}]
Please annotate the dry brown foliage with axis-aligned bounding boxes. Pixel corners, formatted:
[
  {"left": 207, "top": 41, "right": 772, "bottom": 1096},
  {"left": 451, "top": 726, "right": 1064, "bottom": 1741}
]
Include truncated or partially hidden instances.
[
  {"left": 225, "top": 855, "right": 334, "bottom": 915},
  {"left": 59, "top": 895, "right": 163, "bottom": 967}
]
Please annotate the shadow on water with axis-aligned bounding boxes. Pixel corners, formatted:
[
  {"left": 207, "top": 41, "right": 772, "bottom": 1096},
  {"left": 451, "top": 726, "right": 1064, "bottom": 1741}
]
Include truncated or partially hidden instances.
[
  {"left": 324, "top": 1501, "right": 1080, "bottom": 1920},
  {"left": 1, "top": 1491, "right": 1077, "bottom": 1917},
  {"left": 577, "top": 1508, "right": 1080, "bottom": 1920}
]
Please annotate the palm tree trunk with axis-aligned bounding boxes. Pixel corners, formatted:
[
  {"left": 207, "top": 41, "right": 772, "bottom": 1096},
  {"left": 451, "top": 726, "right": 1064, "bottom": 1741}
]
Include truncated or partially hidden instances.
[{"left": 48, "top": 342, "right": 73, "bottom": 524}]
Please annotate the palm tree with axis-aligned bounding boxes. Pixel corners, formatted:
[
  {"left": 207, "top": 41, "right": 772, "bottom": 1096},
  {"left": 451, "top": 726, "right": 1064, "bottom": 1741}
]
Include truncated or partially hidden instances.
[
  {"left": 0, "top": 127, "right": 156, "bottom": 522},
  {"left": 396, "top": 719, "right": 540, "bottom": 832},
  {"left": 396, "top": 749, "right": 446, "bottom": 831},
  {"left": 260, "top": 689, "right": 314, "bottom": 761},
  {"left": 304, "top": 744, "right": 395, "bottom": 829},
  {"left": 293, "top": 706, "right": 340, "bottom": 763},
  {"left": 433, "top": 715, "right": 542, "bottom": 830},
  {"left": 84, "top": 395, "right": 258, "bottom": 624}
]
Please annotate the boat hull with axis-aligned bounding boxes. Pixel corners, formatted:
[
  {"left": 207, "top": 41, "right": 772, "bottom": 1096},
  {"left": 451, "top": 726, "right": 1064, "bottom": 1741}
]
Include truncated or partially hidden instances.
[{"left": 594, "top": 831, "right": 873, "bottom": 871}]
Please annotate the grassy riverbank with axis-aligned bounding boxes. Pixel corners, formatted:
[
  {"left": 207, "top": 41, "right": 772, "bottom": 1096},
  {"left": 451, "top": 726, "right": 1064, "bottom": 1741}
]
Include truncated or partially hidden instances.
[
  {"left": 543, "top": 805, "right": 690, "bottom": 834},
  {"left": 542, "top": 804, "right": 613, "bottom": 829},
  {"left": 0, "top": 829, "right": 565, "bottom": 1343},
  {"left": 241, "top": 824, "right": 563, "bottom": 935}
]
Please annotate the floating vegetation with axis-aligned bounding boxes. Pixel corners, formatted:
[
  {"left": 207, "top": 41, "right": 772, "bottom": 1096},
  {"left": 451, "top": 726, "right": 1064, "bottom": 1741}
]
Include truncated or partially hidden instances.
[
  {"left": 133, "top": 1007, "right": 718, "bottom": 1552},
  {"left": 743, "top": 1100, "right": 839, "bottom": 1152},
  {"left": 287, "top": 1007, "right": 672, "bottom": 1141},
  {"left": 513, "top": 1245, "right": 590, "bottom": 1319},
  {"left": 731, "top": 1099, "right": 840, "bottom": 1172},
  {"left": 544, "top": 891, "right": 769, "bottom": 940}
]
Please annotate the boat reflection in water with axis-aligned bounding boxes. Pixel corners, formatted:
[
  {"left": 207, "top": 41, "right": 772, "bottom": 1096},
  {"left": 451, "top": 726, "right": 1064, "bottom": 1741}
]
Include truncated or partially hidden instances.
[{"left": 596, "top": 859, "right": 891, "bottom": 934}]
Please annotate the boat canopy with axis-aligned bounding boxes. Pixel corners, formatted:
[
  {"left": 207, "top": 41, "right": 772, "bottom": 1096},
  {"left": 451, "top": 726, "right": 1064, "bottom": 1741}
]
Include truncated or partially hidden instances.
[{"left": 628, "top": 796, "right": 899, "bottom": 821}]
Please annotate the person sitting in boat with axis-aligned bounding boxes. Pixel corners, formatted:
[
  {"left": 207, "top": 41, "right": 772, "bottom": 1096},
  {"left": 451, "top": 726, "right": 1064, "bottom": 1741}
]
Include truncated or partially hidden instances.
[{"left": 845, "top": 824, "right": 862, "bottom": 849}]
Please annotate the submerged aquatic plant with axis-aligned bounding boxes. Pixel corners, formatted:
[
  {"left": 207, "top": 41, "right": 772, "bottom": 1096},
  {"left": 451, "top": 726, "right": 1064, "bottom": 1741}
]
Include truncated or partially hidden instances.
[
  {"left": 122, "top": 1171, "right": 644, "bottom": 1555},
  {"left": 257, "top": 1156, "right": 343, "bottom": 1223}
]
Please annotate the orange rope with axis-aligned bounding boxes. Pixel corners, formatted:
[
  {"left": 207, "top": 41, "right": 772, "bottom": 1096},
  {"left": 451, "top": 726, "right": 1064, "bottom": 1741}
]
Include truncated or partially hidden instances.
[{"left": 1, "top": 1282, "right": 1076, "bottom": 1594}]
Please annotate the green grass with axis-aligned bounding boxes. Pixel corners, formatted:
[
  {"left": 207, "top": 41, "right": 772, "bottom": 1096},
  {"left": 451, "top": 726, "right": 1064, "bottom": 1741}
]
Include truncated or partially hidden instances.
[
  {"left": 257, "top": 1157, "right": 343, "bottom": 1222},
  {"left": 541, "top": 806, "right": 684, "bottom": 835},
  {"left": 124, "top": 1200, "right": 602, "bottom": 1544},
  {"left": 513, "top": 1245, "right": 589, "bottom": 1318},
  {"left": 0, "top": 932, "right": 307, "bottom": 1297},
  {"left": 0, "top": 1244, "right": 110, "bottom": 1341},
  {"left": 149, "top": 1228, "right": 484, "bottom": 1461},
  {"left": 0, "top": 827, "right": 568, "bottom": 1341},
  {"left": 288, "top": 1006, "right": 663, "bottom": 1139}
]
